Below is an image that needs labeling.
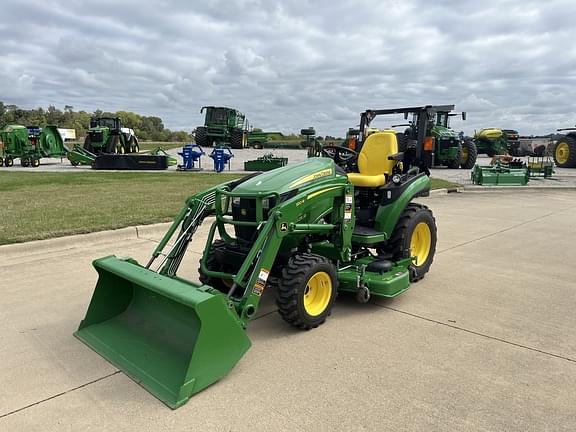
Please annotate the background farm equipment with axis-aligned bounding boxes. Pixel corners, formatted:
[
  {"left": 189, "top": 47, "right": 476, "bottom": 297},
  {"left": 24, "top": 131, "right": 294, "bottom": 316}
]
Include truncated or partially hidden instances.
[
  {"left": 527, "top": 155, "right": 554, "bottom": 178},
  {"left": 353, "top": 105, "right": 472, "bottom": 170},
  {"left": 428, "top": 108, "right": 470, "bottom": 168},
  {"left": 0, "top": 124, "right": 67, "bottom": 167},
  {"left": 68, "top": 145, "right": 176, "bottom": 169},
  {"left": 194, "top": 106, "right": 248, "bottom": 149},
  {"left": 471, "top": 160, "right": 529, "bottom": 186},
  {"left": 466, "top": 128, "right": 516, "bottom": 157},
  {"left": 209, "top": 145, "right": 234, "bottom": 172},
  {"left": 552, "top": 126, "right": 576, "bottom": 168},
  {"left": 75, "top": 106, "right": 439, "bottom": 409},
  {"left": 244, "top": 153, "right": 288, "bottom": 171},
  {"left": 177, "top": 144, "right": 205, "bottom": 171},
  {"left": 84, "top": 117, "right": 139, "bottom": 154}
]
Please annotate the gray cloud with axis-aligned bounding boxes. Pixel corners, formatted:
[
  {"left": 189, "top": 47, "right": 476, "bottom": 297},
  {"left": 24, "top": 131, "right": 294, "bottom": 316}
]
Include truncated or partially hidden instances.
[{"left": 1, "top": 0, "right": 576, "bottom": 135}]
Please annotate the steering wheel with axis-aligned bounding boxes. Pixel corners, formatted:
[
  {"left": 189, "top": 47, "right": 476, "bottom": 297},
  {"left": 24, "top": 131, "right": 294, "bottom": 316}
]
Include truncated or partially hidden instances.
[{"left": 321, "top": 145, "right": 358, "bottom": 169}]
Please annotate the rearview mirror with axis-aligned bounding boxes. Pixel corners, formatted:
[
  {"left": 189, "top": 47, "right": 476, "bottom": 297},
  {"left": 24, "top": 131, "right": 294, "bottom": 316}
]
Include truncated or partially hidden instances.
[
  {"left": 462, "top": 112, "right": 467, "bottom": 121},
  {"left": 404, "top": 112, "right": 409, "bottom": 120}
]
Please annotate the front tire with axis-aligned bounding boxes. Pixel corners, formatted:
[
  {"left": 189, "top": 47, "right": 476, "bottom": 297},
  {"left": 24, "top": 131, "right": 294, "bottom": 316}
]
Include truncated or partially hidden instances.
[
  {"left": 195, "top": 127, "right": 208, "bottom": 147},
  {"left": 198, "top": 239, "right": 236, "bottom": 294},
  {"left": 386, "top": 203, "right": 437, "bottom": 282},
  {"left": 276, "top": 253, "right": 337, "bottom": 330},
  {"left": 460, "top": 139, "right": 478, "bottom": 169},
  {"left": 230, "top": 128, "right": 245, "bottom": 149}
]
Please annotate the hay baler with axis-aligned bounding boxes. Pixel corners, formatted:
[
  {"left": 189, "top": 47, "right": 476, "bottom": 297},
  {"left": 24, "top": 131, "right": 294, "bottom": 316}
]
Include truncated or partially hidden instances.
[{"left": 75, "top": 107, "right": 438, "bottom": 408}]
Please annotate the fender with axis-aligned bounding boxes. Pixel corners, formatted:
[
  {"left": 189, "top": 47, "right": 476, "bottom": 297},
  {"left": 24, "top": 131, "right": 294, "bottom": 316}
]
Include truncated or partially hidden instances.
[{"left": 374, "top": 173, "right": 431, "bottom": 239}]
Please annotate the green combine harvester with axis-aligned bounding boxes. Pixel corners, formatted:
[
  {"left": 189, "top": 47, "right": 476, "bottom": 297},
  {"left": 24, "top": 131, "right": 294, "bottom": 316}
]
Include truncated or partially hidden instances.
[
  {"left": 84, "top": 117, "right": 139, "bottom": 154},
  {"left": 75, "top": 106, "right": 439, "bottom": 409},
  {"left": 0, "top": 124, "right": 67, "bottom": 167},
  {"left": 194, "top": 106, "right": 248, "bottom": 149}
]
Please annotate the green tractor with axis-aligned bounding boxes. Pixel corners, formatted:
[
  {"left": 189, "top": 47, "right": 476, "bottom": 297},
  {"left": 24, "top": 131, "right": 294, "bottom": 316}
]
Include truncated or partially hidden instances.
[
  {"left": 356, "top": 105, "right": 474, "bottom": 169},
  {"left": 75, "top": 106, "right": 438, "bottom": 409},
  {"left": 0, "top": 124, "right": 66, "bottom": 167},
  {"left": 83, "top": 117, "right": 139, "bottom": 154},
  {"left": 194, "top": 106, "right": 248, "bottom": 149},
  {"left": 552, "top": 127, "right": 576, "bottom": 168},
  {"left": 429, "top": 107, "right": 476, "bottom": 169}
]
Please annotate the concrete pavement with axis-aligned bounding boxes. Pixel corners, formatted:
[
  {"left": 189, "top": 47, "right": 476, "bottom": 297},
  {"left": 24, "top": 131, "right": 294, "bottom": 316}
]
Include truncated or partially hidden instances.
[{"left": 1, "top": 190, "right": 576, "bottom": 431}]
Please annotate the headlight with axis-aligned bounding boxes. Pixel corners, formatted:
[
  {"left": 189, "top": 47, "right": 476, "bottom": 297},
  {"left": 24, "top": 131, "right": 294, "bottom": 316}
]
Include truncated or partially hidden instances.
[
  {"left": 262, "top": 198, "right": 271, "bottom": 210},
  {"left": 232, "top": 197, "right": 241, "bottom": 206},
  {"left": 392, "top": 174, "right": 402, "bottom": 184}
]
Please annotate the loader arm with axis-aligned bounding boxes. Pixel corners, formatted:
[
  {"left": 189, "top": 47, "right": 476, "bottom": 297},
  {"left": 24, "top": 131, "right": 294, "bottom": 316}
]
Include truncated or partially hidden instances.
[{"left": 199, "top": 180, "right": 353, "bottom": 326}]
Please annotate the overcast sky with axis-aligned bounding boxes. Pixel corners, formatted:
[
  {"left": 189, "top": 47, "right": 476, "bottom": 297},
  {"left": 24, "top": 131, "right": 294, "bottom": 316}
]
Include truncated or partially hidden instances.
[{"left": 1, "top": 0, "right": 575, "bottom": 136}]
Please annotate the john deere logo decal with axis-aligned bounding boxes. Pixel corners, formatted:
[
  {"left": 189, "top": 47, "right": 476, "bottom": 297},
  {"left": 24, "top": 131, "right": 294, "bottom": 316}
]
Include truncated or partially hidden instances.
[{"left": 280, "top": 222, "right": 288, "bottom": 232}]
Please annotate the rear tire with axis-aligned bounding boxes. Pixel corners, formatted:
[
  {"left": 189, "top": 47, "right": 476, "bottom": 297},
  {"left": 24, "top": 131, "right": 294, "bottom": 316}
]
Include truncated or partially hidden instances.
[
  {"left": 553, "top": 135, "right": 576, "bottom": 168},
  {"left": 105, "top": 135, "right": 117, "bottom": 153},
  {"left": 195, "top": 127, "right": 208, "bottom": 148},
  {"left": 386, "top": 203, "right": 437, "bottom": 282},
  {"left": 276, "top": 253, "right": 337, "bottom": 330},
  {"left": 31, "top": 157, "right": 40, "bottom": 168},
  {"left": 460, "top": 139, "right": 478, "bottom": 169},
  {"left": 5, "top": 156, "right": 13, "bottom": 167}
]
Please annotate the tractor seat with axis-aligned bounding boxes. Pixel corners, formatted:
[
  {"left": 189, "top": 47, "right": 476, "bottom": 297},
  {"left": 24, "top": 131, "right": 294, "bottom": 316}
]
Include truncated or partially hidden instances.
[{"left": 347, "top": 131, "right": 399, "bottom": 187}]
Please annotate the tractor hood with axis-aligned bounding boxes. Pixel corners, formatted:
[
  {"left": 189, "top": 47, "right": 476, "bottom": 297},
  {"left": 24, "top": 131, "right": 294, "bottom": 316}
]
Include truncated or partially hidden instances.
[
  {"left": 233, "top": 158, "right": 340, "bottom": 195},
  {"left": 431, "top": 125, "right": 458, "bottom": 138}
]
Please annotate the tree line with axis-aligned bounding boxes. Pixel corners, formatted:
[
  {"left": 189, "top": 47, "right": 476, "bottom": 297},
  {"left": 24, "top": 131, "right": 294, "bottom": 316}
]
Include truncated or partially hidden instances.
[{"left": 0, "top": 101, "right": 191, "bottom": 142}]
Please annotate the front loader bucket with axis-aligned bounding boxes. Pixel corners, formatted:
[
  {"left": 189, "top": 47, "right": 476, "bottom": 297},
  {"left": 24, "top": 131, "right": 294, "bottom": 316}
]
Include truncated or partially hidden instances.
[{"left": 74, "top": 255, "right": 251, "bottom": 409}]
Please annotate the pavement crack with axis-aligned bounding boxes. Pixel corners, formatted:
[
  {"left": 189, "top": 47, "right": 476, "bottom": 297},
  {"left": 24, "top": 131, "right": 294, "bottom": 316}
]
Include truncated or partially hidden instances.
[
  {"left": 438, "top": 203, "right": 576, "bottom": 254},
  {"left": 0, "top": 371, "right": 121, "bottom": 420},
  {"left": 376, "top": 304, "right": 576, "bottom": 364}
]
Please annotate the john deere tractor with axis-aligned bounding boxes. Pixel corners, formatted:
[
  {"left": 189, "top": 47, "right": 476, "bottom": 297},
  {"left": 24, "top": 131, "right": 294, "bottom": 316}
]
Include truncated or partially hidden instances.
[
  {"left": 75, "top": 106, "right": 438, "bottom": 409},
  {"left": 83, "top": 117, "right": 139, "bottom": 154},
  {"left": 354, "top": 105, "right": 473, "bottom": 169},
  {"left": 553, "top": 127, "right": 576, "bottom": 168},
  {"left": 194, "top": 106, "right": 248, "bottom": 149}
]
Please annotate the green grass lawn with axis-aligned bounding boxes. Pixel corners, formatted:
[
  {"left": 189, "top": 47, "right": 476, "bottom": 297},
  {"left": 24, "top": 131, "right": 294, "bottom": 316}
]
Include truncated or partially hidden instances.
[
  {"left": 0, "top": 171, "right": 461, "bottom": 245},
  {"left": 0, "top": 171, "right": 242, "bottom": 245}
]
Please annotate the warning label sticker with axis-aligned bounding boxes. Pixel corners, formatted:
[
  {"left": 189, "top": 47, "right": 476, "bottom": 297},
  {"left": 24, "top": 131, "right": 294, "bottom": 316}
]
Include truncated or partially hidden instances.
[{"left": 252, "top": 268, "right": 270, "bottom": 296}]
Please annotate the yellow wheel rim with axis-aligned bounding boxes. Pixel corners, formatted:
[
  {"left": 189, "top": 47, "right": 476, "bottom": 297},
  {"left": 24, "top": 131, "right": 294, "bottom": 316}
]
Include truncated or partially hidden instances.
[
  {"left": 304, "top": 271, "right": 332, "bottom": 316},
  {"left": 410, "top": 222, "right": 432, "bottom": 266},
  {"left": 556, "top": 142, "right": 569, "bottom": 164},
  {"left": 116, "top": 143, "right": 125, "bottom": 154},
  {"left": 462, "top": 147, "right": 469, "bottom": 162}
]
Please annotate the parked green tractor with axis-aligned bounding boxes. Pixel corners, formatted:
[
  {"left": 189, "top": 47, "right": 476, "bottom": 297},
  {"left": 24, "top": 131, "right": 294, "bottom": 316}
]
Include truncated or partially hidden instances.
[
  {"left": 75, "top": 106, "right": 438, "bottom": 408},
  {"left": 552, "top": 127, "right": 576, "bottom": 168},
  {"left": 431, "top": 108, "right": 476, "bottom": 169},
  {"left": 83, "top": 117, "right": 139, "bottom": 154},
  {"left": 194, "top": 106, "right": 248, "bottom": 149},
  {"left": 0, "top": 124, "right": 67, "bottom": 167}
]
